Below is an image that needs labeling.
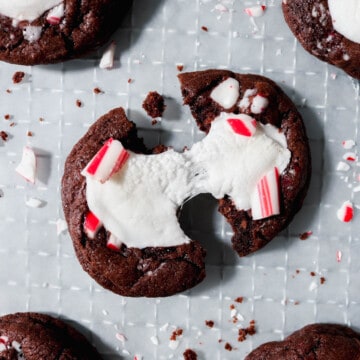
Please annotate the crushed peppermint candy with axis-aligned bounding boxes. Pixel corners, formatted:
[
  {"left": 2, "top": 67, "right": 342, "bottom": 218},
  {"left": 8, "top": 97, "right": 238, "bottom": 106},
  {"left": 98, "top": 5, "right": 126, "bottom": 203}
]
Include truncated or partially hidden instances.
[
  {"left": 115, "top": 333, "right": 127, "bottom": 344},
  {"left": 227, "top": 115, "right": 257, "bottom": 137},
  {"left": 336, "top": 250, "right": 342, "bottom": 263},
  {"left": 336, "top": 161, "right": 350, "bottom": 172},
  {"left": 343, "top": 152, "right": 357, "bottom": 162},
  {"left": 46, "top": 3, "right": 64, "bottom": 25},
  {"left": 210, "top": 78, "right": 239, "bottom": 109},
  {"left": 342, "top": 140, "right": 356, "bottom": 149},
  {"left": 107, "top": 233, "right": 122, "bottom": 251},
  {"left": 99, "top": 41, "right": 116, "bottom": 70},
  {"left": 337, "top": 201, "right": 354, "bottom": 222},
  {"left": 25, "top": 197, "right": 44, "bottom": 208},
  {"left": 23, "top": 26, "right": 42, "bottom": 42},
  {"left": 84, "top": 211, "right": 102, "bottom": 239},
  {"left": 244, "top": 5, "right": 266, "bottom": 17},
  {"left": 150, "top": 335, "right": 159, "bottom": 345},
  {"left": 16, "top": 146, "right": 37, "bottom": 183}
]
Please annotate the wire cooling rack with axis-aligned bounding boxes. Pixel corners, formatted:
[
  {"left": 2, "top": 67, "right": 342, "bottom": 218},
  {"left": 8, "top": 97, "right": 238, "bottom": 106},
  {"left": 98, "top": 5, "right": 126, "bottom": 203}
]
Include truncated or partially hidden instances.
[{"left": 1, "top": 0, "right": 360, "bottom": 358}]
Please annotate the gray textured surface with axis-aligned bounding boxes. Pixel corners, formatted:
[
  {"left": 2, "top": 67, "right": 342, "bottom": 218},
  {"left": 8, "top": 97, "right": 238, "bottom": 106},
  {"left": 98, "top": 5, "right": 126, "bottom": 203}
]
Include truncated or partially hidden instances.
[{"left": 0, "top": 0, "right": 360, "bottom": 358}]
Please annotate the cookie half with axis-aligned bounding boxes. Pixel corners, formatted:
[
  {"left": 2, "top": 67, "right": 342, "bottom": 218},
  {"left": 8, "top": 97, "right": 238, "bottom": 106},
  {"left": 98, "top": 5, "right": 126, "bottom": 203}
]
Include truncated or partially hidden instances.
[
  {"left": 62, "top": 70, "right": 310, "bottom": 297},
  {"left": 283, "top": 0, "right": 360, "bottom": 79},
  {"left": 0, "top": 0, "right": 132, "bottom": 65},
  {"left": 245, "top": 323, "right": 360, "bottom": 359},
  {"left": 0, "top": 312, "right": 101, "bottom": 359}
]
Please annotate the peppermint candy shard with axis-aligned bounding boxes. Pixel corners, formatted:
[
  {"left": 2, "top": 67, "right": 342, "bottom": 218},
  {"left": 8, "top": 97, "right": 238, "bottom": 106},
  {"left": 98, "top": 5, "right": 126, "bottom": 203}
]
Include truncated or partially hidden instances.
[
  {"left": 227, "top": 115, "right": 257, "bottom": 137},
  {"left": 251, "top": 167, "right": 280, "bottom": 220},
  {"left": 84, "top": 211, "right": 102, "bottom": 239},
  {"left": 99, "top": 41, "right": 116, "bottom": 70},
  {"left": 81, "top": 138, "right": 129, "bottom": 183},
  {"left": 337, "top": 201, "right": 354, "bottom": 223},
  {"left": 107, "top": 233, "right": 122, "bottom": 251},
  {"left": 15, "top": 146, "right": 37, "bottom": 183},
  {"left": 46, "top": 4, "right": 64, "bottom": 25},
  {"left": 245, "top": 5, "right": 266, "bottom": 17}
]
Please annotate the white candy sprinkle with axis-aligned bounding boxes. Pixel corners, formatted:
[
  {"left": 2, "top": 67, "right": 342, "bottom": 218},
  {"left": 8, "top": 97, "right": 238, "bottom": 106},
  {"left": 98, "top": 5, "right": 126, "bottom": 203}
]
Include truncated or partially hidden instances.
[
  {"left": 56, "top": 218, "right": 68, "bottom": 236},
  {"left": 99, "top": 41, "right": 116, "bottom": 70},
  {"left": 342, "top": 140, "right": 356, "bottom": 149},
  {"left": 309, "top": 281, "right": 318, "bottom": 291},
  {"left": 168, "top": 340, "right": 179, "bottom": 350},
  {"left": 150, "top": 336, "right": 159, "bottom": 345},
  {"left": 116, "top": 333, "right": 127, "bottom": 344},
  {"left": 336, "top": 161, "right": 350, "bottom": 172},
  {"left": 353, "top": 185, "right": 360, "bottom": 193},
  {"left": 25, "top": 197, "right": 44, "bottom": 208},
  {"left": 22, "top": 26, "right": 42, "bottom": 42},
  {"left": 16, "top": 146, "right": 37, "bottom": 183},
  {"left": 245, "top": 5, "right": 266, "bottom": 17}
]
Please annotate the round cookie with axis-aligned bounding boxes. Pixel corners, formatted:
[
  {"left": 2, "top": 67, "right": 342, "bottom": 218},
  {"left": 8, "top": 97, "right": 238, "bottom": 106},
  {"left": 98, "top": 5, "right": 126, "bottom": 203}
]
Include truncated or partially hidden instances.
[
  {"left": 245, "top": 323, "right": 360, "bottom": 359},
  {"left": 0, "top": 312, "right": 101, "bottom": 359},
  {"left": 0, "top": 0, "right": 132, "bottom": 65},
  {"left": 282, "top": 0, "right": 360, "bottom": 79},
  {"left": 61, "top": 70, "right": 311, "bottom": 297}
]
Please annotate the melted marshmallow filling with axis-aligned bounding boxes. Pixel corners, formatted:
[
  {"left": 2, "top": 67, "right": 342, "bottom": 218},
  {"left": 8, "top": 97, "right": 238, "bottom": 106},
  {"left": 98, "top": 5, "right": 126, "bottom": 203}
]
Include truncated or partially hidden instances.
[
  {"left": 84, "top": 112, "right": 291, "bottom": 249},
  {"left": 0, "top": 0, "right": 62, "bottom": 22},
  {"left": 328, "top": 0, "right": 360, "bottom": 44}
]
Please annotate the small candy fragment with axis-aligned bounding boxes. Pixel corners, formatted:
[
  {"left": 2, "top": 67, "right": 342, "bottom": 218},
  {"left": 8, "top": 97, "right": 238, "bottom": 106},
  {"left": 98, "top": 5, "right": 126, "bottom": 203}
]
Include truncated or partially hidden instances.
[
  {"left": 46, "top": 3, "right": 64, "bottom": 25},
  {"left": 22, "top": 26, "right": 42, "bottom": 42},
  {"left": 115, "top": 333, "right": 127, "bottom": 344},
  {"left": 336, "top": 250, "right": 342, "bottom": 263},
  {"left": 16, "top": 146, "right": 36, "bottom": 183},
  {"left": 210, "top": 78, "right": 240, "bottom": 109},
  {"left": 56, "top": 218, "right": 68, "bottom": 236},
  {"left": 250, "top": 94, "right": 269, "bottom": 114},
  {"left": 342, "top": 140, "right": 355, "bottom": 149},
  {"left": 343, "top": 152, "right": 357, "bottom": 162},
  {"left": 107, "top": 233, "right": 122, "bottom": 251},
  {"left": 82, "top": 138, "right": 129, "bottom": 183},
  {"left": 99, "top": 41, "right": 116, "bottom": 70},
  {"left": 227, "top": 115, "right": 257, "bottom": 137},
  {"left": 84, "top": 211, "right": 102, "bottom": 239},
  {"left": 337, "top": 201, "right": 354, "bottom": 223},
  {"left": 336, "top": 161, "right": 350, "bottom": 172},
  {"left": 245, "top": 5, "right": 266, "bottom": 17},
  {"left": 26, "top": 197, "right": 44, "bottom": 208},
  {"left": 251, "top": 167, "right": 280, "bottom": 220}
]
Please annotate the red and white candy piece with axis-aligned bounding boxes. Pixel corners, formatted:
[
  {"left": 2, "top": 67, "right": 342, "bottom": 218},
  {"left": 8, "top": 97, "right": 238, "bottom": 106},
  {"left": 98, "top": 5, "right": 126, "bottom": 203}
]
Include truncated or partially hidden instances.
[
  {"left": 107, "top": 233, "right": 122, "bottom": 251},
  {"left": 99, "top": 41, "right": 116, "bottom": 70},
  {"left": 210, "top": 78, "right": 240, "bottom": 109},
  {"left": 343, "top": 152, "right": 357, "bottom": 162},
  {"left": 342, "top": 139, "right": 355, "bottom": 150},
  {"left": 245, "top": 5, "right": 266, "bottom": 17},
  {"left": 84, "top": 211, "right": 102, "bottom": 239},
  {"left": 251, "top": 167, "right": 280, "bottom": 220},
  {"left": 227, "top": 114, "right": 257, "bottom": 137},
  {"left": 15, "top": 146, "right": 36, "bottom": 183},
  {"left": 82, "top": 138, "right": 129, "bottom": 183},
  {"left": 251, "top": 94, "right": 269, "bottom": 114},
  {"left": 46, "top": 3, "right": 64, "bottom": 25},
  {"left": 337, "top": 201, "right": 354, "bottom": 223},
  {"left": 0, "top": 336, "right": 9, "bottom": 352}
]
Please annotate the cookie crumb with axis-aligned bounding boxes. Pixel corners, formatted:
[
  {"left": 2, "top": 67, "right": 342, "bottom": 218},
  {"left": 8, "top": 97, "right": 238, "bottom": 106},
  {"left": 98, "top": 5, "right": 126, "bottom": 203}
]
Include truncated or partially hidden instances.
[
  {"left": 128, "top": 78, "right": 133, "bottom": 84},
  {"left": 299, "top": 231, "right": 312, "bottom": 240},
  {"left": 177, "top": 64, "right": 184, "bottom": 72},
  {"left": 142, "top": 91, "right": 166, "bottom": 118},
  {"left": 6, "top": 89, "right": 12, "bottom": 93},
  {"left": 201, "top": 26, "right": 208, "bottom": 32},
  {"left": 310, "top": 271, "right": 316, "bottom": 277},
  {"left": 205, "top": 320, "right": 214, "bottom": 328},
  {"left": 4, "top": 114, "right": 11, "bottom": 120},
  {"left": 320, "top": 276, "right": 326, "bottom": 284},
  {"left": 76, "top": 99, "right": 82, "bottom": 107},
  {"left": 170, "top": 328, "right": 183, "bottom": 341},
  {"left": 183, "top": 349, "right": 197, "bottom": 360},
  {"left": 27, "top": 131, "right": 33, "bottom": 137},
  {"left": 234, "top": 297, "right": 243, "bottom": 303},
  {"left": 224, "top": 342, "right": 233, "bottom": 351},
  {"left": 12, "top": 71, "right": 25, "bottom": 84},
  {"left": 151, "top": 119, "right": 158, "bottom": 125},
  {"left": 39, "top": 117, "right": 44, "bottom": 122},
  {"left": 0, "top": 131, "right": 8, "bottom": 141},
  {"left": 238, "top": 320, "right": 256, "bottom": 342},
  {"left": 9, "top": 122, "right": 15, "bottom": 127},
  {"left": 93, "top": 87, "right": 103, "bottom": 94}
]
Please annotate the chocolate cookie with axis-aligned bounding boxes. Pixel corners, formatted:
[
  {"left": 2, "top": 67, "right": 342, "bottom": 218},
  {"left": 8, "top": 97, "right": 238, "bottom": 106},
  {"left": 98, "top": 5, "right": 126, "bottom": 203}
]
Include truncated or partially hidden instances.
[
  {"left": 0, "top": 0, "right": 132, "bottom": 65},
  {"left": 282, "top": 0, "right": 360, "bottom": 79},
  {"left": 0, "top": 312, "right": 101, "bottom": 359},
  {"left": 245, "top": 323, "right": 360, "bottom": 359},
  {"left": 61, "top": 70, "right": 310, "bottom": 297}
]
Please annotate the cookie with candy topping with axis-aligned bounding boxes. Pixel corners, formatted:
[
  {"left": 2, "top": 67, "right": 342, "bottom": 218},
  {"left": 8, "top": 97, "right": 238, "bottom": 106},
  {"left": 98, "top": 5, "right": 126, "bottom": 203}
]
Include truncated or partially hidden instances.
[
  {"left": 0, "top": 312, "right": 101, "bottom": 359},
  {"left": 245, "top": 323, "right": 360, "bottom": 359},
  {"left": 0, "top": 0, "right": 132, "bottom": 65},
  {"left": 283, "top": 0, "right": 360, "bottom": 79},
  {"left": 61, "top": 70, "right": 310, "bottom": 297}
]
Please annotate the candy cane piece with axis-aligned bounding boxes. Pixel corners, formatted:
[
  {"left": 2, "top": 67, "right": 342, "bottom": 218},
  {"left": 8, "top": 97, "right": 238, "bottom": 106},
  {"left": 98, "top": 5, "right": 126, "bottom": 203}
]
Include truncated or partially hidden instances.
[
  {"left": 107, "top": 233, "right": 122, "bottom": 251},
  {"left": 227, "top": 114, "right": 257, "bottom": 137},
  {"left": 251, "top": 167, "right": 280, "bottom": 220},
  {"left": 46, "top": 4, "right": 64, "bottom": 25},
  {"left": 251, "top": 94, "right": 269, "bottom": 114},
  {"left": 245, "top": 5, "right": 266, "bottom": 17},
  {"left": 99, "top": 41, "right": 116, "bottom": 70},
  {"left": 82, "top": 138, "right": 129, "bottom": 183},
  {"left": 15, "top": 146, "right": 36, "bottom": 184},
  {"left": 336, "top": 201, "right": 354, "bottom": 222},
  {"left": 84, "top": 211, "right": 102, "bottom": 239}
]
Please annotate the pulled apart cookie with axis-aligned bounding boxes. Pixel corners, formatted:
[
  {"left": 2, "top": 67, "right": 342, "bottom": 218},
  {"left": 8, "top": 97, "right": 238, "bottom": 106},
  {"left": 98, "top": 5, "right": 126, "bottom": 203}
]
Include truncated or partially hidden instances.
[{"left": 61, "top": 70, "right": 311, "bottom": 297}]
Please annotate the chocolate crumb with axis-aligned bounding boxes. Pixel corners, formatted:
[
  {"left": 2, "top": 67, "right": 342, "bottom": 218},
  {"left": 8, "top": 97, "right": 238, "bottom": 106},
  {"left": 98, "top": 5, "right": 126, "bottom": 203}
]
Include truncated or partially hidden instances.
[
  {"left": 296, "top": 269, "right": 300, "bottom": 274},
  {"left": 230, "top": 304, "right": 235, "bottom": 310},
  {"left": 170, "top": 328, "right": 183, "bottom": 341},
  {"left": 235, "top": 297, "right": 244, "bottom": 303},
  {"left": 320, "top": 277, "right": 326, "bottom": 284},
  {"left": 183, "top": 349, "right": 197, "bottom": 360},
  {"left": 300, "top": 231, "right": 312, "bottom": 240},
  {"left": 0, "top": 131, "right": 8, "bottom": 141},
  {"left": 6, "top": 89, "right": 12, "bottom": 94},
  {"left": 93, "top": 87, "right": 103, "bottom": 94},
  {"left": 39, "top": 117, "right": 44, "bottom": 122},
  {"left": 4, "top": 114, "right": 11, "bottom": 120},
  {"left": 27, "top": 131, "right": 33, "bottom": 137},
  {"left": 142, "top": 91, "right": 166, "bottom": 118},
  {"left": 310, "top": 271, "right": 316, "bottom": 277},
  {"left": 12, "top": 71, "right": 25, "bottom": 84},
  {"left": 128, "top": 78, "right": 133, "bottom": 84},
  {"left": 205, "top": 320, "right": 214, "bottom": 328},
  {"left": 201, "top": 26, "right": 208, "bottom": 32},
  {"left": 9, "top": 122, "right": 15, "bottom": 127},
  {"left": 224, "top": 342, "right": 233, "bottom": 351},
  {"left": 177, "top": 64, "right": 184, "bottom": 72},
  {"left": 294, "top": 301, "right": 300, "bottom": 305},
  {"left": 151, "top": 119, "right": 158, "bottom": 125},
  {"left": 238, "top": 320, "right": 256, "bottom": 342},
  {"left": 218, "top": 339, "right": 223, "bottom": 343},
  {"left": 76, "top": 99, "right": 82, "bottom": 107}
]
